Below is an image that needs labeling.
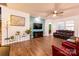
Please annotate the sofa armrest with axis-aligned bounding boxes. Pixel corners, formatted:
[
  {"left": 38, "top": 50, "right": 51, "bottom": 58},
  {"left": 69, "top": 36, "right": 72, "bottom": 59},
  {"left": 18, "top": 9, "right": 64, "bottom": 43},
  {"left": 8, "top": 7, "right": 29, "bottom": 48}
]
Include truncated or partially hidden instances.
[{"left": 52, "top": 45, "right": 71, "bottom": 56}]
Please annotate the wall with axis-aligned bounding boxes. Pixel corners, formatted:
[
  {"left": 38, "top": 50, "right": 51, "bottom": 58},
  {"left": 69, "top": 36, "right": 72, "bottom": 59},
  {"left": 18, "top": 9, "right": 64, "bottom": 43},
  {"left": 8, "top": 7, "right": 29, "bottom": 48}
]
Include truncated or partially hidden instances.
[
  {"left": 44, "top": 19, "right": 53, "bottom": 36},
  {"left": 30, "top": 16, "right": 53, "bottom": 37},
  {"left": 51, "top": 15, "right": 79, "bottom": 37},
  {"left": 1, "top": 6, "right": 30, "bottom": 45},
  {"left": 44, "top": 15, "right": 79, "bottom": 37},
  {"left": 30, "top": 16, "right": 45, "bottom": 38},
  {"left": 1, "top": 5, "right": 79, "bottom": 45},
  {"left": 1, "top": 5, "right": 53, "bottom": 45}
]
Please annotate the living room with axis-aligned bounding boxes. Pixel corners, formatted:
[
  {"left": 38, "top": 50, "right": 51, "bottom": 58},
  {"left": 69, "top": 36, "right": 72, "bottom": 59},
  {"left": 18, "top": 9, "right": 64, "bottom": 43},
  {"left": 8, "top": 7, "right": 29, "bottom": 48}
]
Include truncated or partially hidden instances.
[{"left": 0, "top": 3, "right": 79, "bottom": 56}]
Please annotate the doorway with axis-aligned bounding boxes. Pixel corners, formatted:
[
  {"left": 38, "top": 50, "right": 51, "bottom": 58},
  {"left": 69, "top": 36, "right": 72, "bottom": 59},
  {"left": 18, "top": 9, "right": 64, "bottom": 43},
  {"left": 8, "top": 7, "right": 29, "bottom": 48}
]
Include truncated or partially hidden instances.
[{"left": 49, "top": 24, "right": 52, "bottom": 35}]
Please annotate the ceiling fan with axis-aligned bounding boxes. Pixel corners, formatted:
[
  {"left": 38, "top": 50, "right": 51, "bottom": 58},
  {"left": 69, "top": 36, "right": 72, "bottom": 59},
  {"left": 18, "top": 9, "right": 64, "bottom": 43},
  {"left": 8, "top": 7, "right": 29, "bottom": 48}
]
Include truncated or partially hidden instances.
[{"left": 46, "top": 3, "right": 64, "bottom": 17}]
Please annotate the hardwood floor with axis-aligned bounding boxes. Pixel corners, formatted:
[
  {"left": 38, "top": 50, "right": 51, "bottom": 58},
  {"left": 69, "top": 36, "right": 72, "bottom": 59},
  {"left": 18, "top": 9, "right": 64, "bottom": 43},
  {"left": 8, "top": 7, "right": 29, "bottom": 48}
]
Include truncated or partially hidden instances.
[{"left": 9, "top": 36, "right": 64, "bottom": 56}]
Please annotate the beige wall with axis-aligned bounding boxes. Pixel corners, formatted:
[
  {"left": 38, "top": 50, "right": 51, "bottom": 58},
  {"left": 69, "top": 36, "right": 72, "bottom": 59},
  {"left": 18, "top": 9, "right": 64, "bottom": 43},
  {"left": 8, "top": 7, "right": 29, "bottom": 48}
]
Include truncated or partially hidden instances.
[
  {"left": 1, "top": 5, "right": 30, "bottom": 45},
  {"left": 44, "top": 19, "right": 53, "bottom": 36},
  {"left": 1, "top": 4, "right": 79, "bottom": 45}
]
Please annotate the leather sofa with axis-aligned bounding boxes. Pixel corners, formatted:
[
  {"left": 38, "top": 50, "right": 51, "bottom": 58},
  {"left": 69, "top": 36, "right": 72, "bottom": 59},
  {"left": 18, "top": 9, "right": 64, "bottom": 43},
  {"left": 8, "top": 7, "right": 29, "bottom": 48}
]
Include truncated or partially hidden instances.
[
  {"left": 76, "top": 38, "right": 79, "bottom": 56},
  {"left": 76, "top": 45, "right": 79, "bottom": 56},
  {"left": 52, "top": 37, "right": 79, "bottom": 56},
  {"left": 62, "top": 41, "right": 77, "bottom": 56},
  {"left": 53, "top": 30, "right": 74, "bottom": 39},
  {"left": 62, "top": 41, "right": 79, "bottom": 56},
  {"left": 52, "top": 45, "right": 71, "bottom": 56}
]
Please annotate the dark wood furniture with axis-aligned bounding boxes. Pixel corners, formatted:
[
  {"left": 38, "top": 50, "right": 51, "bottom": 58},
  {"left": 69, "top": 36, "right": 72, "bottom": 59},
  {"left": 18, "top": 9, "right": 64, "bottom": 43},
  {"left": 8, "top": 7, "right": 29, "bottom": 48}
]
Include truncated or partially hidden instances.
[{"left": 53, "top": 30, "right": 74, "bottom": 39}]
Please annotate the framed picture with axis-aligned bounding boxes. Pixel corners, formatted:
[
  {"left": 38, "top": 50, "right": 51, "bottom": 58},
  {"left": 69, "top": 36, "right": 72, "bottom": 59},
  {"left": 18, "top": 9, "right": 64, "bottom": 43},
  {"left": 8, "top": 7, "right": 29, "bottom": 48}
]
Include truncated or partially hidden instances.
[{"left": 10, "top": 15, "right": 25, "bottom": 26}]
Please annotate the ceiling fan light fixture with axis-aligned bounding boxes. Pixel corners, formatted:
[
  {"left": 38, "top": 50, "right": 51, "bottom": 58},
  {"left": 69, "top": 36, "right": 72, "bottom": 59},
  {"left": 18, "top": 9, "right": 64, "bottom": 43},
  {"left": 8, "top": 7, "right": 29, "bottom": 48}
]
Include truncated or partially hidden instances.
[
  {"left": 53, "top": 14, "right": 57, "bottom": 17},
  {"left": 54, "top": 10, "right": 57, "bottom": 13}
]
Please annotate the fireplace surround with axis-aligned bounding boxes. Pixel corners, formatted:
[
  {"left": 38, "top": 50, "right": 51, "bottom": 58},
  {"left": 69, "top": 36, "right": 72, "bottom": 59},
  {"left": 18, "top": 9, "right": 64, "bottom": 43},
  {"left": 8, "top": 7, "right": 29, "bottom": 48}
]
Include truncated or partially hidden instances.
[{"left": 33, "top": 31, "right": 43, "bottom": 38}]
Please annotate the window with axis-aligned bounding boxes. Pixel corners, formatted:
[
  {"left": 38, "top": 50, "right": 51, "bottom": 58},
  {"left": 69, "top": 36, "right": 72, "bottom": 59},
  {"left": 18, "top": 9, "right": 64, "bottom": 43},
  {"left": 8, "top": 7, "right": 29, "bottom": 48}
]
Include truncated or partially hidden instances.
[
  {"left": 57, "top": 22, "right": 65, "bottom": 30},
  {"left": 65, "top": 20, "right": 74, "bottom": 31},
  {"left": 57, "top": 20, "right": 74, "bottom": 31}
]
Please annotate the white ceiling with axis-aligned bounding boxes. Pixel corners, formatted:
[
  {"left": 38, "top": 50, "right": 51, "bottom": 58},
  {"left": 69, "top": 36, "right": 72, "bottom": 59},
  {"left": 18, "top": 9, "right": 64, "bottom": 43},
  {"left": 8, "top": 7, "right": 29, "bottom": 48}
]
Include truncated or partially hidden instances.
[{"left": 5, "top": 3, "right": 79, "bottom": 19}]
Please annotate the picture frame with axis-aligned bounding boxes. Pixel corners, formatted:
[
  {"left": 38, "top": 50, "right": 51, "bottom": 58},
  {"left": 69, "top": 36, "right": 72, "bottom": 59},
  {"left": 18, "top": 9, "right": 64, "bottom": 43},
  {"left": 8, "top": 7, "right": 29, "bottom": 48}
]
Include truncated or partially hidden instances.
[{"left": 10, "top": 15, "right": 25, "bottom": 26}]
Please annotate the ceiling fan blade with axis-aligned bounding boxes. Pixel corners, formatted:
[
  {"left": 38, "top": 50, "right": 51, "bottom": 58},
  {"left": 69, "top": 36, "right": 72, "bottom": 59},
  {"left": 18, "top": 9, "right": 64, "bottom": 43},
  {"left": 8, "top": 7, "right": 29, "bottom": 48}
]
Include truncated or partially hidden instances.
[{"left": 56, "top": 11, "right": 63, "bottom": 14}]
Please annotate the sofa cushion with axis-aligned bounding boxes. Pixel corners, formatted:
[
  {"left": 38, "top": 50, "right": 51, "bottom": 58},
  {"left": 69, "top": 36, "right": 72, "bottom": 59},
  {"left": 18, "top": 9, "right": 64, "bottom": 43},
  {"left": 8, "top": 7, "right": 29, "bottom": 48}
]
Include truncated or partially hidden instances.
[{"left": 53, "top": 30, "right": 74, "bottom": 39}]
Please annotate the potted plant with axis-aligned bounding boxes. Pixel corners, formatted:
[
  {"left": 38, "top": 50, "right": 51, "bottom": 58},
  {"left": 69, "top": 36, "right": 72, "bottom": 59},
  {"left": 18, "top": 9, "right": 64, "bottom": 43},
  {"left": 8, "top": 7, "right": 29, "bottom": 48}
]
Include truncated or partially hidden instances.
[
  {"left": 15, "top": 31, "right": 21, "bottom": 41},
  {"left": 25, "top": 28, "right": 32, "bottom": 39},
  {"left": 10, "top": 36, "right": 14, "bottom": 39},
  {"left": 25, "top": 29, "right": 31, "bottom": 34},
  {"left": 15, "top": 31, "right": 20, "bottom": 35},
  {"left": 9, "top": 36, "right": 15, "bottom": 42}
]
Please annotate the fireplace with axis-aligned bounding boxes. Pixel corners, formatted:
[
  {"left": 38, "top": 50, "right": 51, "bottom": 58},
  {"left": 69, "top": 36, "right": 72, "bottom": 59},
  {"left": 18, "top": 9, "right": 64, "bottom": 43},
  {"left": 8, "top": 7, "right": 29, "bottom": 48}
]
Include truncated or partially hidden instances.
[{"left": 33, "top": 31, "right": 43, "bottom": 38}]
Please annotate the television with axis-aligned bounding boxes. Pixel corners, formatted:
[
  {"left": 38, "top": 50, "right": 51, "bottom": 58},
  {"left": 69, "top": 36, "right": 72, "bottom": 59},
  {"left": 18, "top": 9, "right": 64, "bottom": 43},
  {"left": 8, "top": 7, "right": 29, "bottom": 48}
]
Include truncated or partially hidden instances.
[{"left": 33, "top": 23, "right": 42, "bottom": 29}]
